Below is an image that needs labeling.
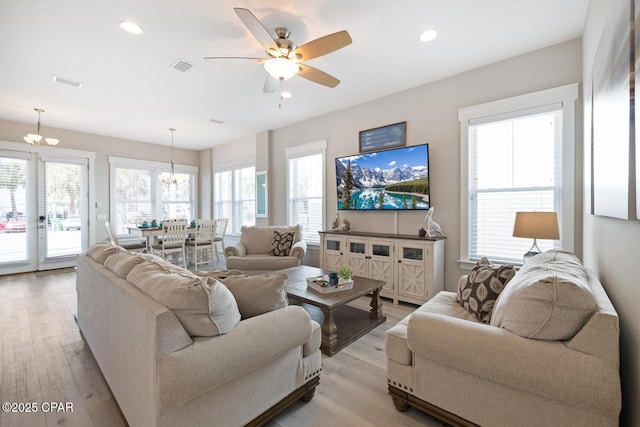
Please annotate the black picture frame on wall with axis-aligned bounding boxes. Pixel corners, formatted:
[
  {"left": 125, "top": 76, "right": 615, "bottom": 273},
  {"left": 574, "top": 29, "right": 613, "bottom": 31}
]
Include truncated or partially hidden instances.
[{"left": 359, "top": 121, "right": 406, "bottom": 153}]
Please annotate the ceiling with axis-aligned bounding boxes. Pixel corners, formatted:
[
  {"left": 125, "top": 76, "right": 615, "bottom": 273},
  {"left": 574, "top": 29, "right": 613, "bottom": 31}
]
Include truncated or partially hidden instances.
[{"left": 0, "top": 0, "right": 589, "bottom": 150}]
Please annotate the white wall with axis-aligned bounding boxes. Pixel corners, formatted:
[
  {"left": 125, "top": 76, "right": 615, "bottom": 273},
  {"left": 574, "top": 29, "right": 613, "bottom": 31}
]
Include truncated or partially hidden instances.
[
  {"left": 258, "top": 38, "right": 582, "bottom": 288},
  {"left": 0, "top": 118, "right": 201, "bottom": 243},
  {"left": 583, "top": 0, "right": 639, "bottom": 425}
]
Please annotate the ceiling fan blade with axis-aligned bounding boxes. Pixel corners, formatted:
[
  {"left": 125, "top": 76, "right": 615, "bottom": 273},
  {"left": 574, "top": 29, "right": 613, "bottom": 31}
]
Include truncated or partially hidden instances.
[
  {"left": 263, "top": 74, "right": 278, "bottom": 93},
  {"left": 294, "top": 30, "right": 352, "bottom": 61},
  {"left": 233, "top": 8, "right": 278, "bottom": 54},
  {"left": 203, "top": 56, "right": 265, "bottom": 63},
  {"left": 297, "top": 63, "right": 340, "bottom": 88}
]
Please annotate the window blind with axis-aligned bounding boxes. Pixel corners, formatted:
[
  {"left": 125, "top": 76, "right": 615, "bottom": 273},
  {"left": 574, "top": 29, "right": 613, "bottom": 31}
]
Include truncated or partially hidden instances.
[
  {"left": 288, "top": 151, "right": 324, "bottom": 246},
  {"left": 468, "top": 108, "right": 562, "bottom": 263}
]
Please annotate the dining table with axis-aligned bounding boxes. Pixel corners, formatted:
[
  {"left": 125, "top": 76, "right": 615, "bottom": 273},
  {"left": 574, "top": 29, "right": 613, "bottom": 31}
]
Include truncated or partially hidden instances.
[{"left": 127, "top": 224, "right": 196, "bottom": 251}]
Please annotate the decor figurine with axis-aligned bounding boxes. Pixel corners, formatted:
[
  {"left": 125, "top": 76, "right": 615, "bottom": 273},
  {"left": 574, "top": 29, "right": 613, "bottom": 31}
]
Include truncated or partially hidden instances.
[
  {"left": 341, "top": 218, "right": 351, "bottom": 232},
  {"left": 423, "top": 207, "right": 442, "bottom": 237},
  {"left": 332, "top": 211, "right": 340, "bottom": 230}
]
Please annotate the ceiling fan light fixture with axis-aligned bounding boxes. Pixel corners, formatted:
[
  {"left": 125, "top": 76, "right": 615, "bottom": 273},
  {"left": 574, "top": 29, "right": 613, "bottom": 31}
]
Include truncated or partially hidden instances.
[{"left": 264, "top": 58, "right": 299, "bottom": 81}]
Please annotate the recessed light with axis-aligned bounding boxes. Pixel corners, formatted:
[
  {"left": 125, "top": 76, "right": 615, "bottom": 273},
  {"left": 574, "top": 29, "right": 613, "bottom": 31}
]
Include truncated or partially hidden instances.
[
  {"left": 280, "top": 91, "right": 292, "bottom": 99},
  {"left": 420, "top": 29, "right": 438, "bottom": 42},
  {"left": 119, "top": 21, "right": 143, "bottom": 35}
]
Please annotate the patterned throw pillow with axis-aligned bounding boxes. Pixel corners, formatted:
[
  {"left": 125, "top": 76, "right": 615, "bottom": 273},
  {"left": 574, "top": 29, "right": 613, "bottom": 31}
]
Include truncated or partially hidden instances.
[
  {"left": 270, "top": 230, "right": 295, "bottom": 256},
  {"left": 457, "top": 257, "right": 516, "bottom": 323}
]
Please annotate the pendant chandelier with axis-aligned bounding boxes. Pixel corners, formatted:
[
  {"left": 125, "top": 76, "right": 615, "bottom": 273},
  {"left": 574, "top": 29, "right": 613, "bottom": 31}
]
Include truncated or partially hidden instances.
[
  {"left": 23, "top": 108, "right": 59, "bottom": 146},
  {"left": 159, "top": 128, "right": 187, "bottom": 185}
]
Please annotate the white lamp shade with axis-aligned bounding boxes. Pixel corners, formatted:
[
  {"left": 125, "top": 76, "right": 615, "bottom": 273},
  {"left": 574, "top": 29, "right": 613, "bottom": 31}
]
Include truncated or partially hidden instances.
[
  {"left": 513, "top": 211, "right": 560, "bottom": 240},
  {"left": 264, "top": 58, "right": 299, "bottom": 81}
]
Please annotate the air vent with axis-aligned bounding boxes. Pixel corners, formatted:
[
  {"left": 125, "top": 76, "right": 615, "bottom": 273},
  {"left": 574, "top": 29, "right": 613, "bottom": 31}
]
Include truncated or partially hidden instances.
[
  {"left": 52, "top": 76, "right": 83, "bottom": 88},
  {"left": 209, "top": 118, "right": 225, "bottom": 125},
  {"left": 170, "top": 59, "right": 194, "bottom": 72}
]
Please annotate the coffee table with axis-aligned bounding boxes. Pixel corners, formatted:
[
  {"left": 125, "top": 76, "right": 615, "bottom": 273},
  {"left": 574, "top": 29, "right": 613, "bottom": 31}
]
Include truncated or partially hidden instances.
[{"left": 274, "top": 265, "right": 386, "bottom": 356}]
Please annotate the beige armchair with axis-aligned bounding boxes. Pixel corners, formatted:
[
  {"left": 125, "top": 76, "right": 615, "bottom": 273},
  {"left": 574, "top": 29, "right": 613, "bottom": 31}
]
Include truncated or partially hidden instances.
[{"left": 225, "top": 225, "right": 306, "bottom": 273}]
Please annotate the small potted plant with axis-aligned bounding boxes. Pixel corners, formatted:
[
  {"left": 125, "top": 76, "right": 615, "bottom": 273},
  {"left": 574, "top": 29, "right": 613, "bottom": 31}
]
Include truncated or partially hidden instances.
[{"left": 338, "top": 264, "right": 353, "bottom": 281}]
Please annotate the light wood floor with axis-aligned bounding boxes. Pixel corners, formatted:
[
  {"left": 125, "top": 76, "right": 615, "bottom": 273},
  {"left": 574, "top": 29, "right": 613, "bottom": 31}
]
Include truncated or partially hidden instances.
[{"left": 0, "top": 267, "right": 446, "bottom": 427}]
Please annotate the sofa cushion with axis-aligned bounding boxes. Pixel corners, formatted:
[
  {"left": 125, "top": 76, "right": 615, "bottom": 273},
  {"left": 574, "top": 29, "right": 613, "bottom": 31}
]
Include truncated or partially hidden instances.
[
  {"left": 270, "top": 230, "right": 295, "bottom": 256},
  {"left": 126, "top": 259, "right": 240, "bottom": 337},
  {"left": 457, "top": 258, "right": 515, "bottom": 323},
  {"left": 219, "top": 273, "right": 288, "bottom": 319},
  {"left": 86, "top": 242, "right": 125, "bottom": 263},
  {"left": 103, "top": 251, "right": 162, "bottom": 278},
  {"left": 490, "top": 250, "right": 597, "bottom": 340},
  {"left": 240, "top": 225, "right": 302, "bottom": 254}
]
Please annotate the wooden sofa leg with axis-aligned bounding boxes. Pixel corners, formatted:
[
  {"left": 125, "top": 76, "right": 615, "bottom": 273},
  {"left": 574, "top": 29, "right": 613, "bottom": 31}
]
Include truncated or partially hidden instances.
[
  {"left": 388, "top": 385, "right": 410, "bottom": 412},
  {"left": 301, "top": 376, "right": 320, "bottom": 402}
]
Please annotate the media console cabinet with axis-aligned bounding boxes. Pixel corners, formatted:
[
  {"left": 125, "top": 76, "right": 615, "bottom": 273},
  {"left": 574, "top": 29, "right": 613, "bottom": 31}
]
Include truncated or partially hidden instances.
[{"left": 318, "top": 230, "right": 445, "bottom": 305}]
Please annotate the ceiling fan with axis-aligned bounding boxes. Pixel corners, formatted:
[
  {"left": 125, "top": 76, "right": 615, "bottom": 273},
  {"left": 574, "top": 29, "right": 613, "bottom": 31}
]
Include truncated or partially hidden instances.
[{"left": 204, "top": 8, "right": 352, "bottom": 93}]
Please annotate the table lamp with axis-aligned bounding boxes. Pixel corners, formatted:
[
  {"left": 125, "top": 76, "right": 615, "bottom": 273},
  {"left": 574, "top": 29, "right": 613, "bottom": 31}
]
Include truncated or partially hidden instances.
[{"left": 512, "top": 211, "right": 559, "bottom": 262}]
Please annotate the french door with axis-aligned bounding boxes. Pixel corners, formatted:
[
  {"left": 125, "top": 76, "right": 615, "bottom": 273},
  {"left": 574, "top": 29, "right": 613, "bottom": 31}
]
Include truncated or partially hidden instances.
[{"left": 0, "top": 146, "right": 92, "bottom": 274}]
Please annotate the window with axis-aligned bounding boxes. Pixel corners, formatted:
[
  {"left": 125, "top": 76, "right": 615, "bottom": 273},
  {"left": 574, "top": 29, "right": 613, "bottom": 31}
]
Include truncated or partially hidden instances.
[
  {"left": 214, "top": 165, "right": 255, "bottom": 235},
  {"left": 110, "top": 157, "right": 197, "bottom": 234},
  {"left": 459, "top": 84, "right": 578, "bottom": 265},
  {"left": 286, "top": 141, "right": 326, "bottom": 246}
]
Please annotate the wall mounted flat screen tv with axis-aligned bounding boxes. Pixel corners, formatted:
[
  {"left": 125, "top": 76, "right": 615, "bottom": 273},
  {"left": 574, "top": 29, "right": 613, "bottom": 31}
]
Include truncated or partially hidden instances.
[{"left": 336, "top": 143, "right": 430, "bottom": 210}]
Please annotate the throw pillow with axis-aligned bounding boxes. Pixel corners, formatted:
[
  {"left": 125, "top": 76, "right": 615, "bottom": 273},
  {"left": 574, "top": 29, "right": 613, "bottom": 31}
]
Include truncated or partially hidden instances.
[
  {"left": 126, "top": 260, "right": 241, "bottom": 337},
  {"left": 490, "top": 250, "right": 596, "bottom": 340},
  {"left": 219, "top": 273, "right": 288, "bottom": 319},
  {"left": 270, "top": 230, "right": 295, "bottom": 256},
  {"left": 86, "top": 243, "right": 125, "bottom": 264},
  {"left": 457, "top": 257, "right": 516, "bottom": 323}
]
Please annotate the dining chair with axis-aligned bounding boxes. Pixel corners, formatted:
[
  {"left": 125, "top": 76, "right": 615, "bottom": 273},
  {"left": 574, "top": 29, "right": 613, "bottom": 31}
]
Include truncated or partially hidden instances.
[
  {"left": 185, "top": 219, "right": 217, "bottom": 268},
  {"left": 213, "top": 218, "right": 228, "bottom": 257},
  {"left": 104, "top": 220, "right": 146, "bottom": 252},
  {"left": 153, "top": 219, "right": 188, "bottom": 268}
]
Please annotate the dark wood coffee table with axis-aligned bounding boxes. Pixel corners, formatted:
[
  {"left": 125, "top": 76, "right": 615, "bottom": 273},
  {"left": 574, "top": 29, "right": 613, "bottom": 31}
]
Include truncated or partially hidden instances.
[{"left": 274, "top": 265, "right": 386, "bottom": 356}]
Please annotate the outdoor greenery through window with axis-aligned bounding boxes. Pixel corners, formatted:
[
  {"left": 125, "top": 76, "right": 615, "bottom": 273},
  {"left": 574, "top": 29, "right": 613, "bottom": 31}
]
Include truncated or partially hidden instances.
[
  {"left": 110, "top": 157, "right": 196, "bottom": 234},
  {"left": 287, "top": 141, "right": 326, "bottom": 246},
  {"left": 214, "top": 165, "right": 255, "bottom": 235}
]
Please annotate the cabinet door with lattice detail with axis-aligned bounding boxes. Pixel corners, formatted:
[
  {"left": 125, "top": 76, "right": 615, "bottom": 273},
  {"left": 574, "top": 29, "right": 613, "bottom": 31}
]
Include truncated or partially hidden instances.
[
  {"left": 322, "top": 235, "right": 346, "bottom": 272},
  {"left": 368, "top": 240, "right": 395, "bottom": 296},
  {"left": 397, "top": 242, "right": 428, "bottom": 303},
  {"left": 346, "top": 238, "right": 368, "bottom": 277}
]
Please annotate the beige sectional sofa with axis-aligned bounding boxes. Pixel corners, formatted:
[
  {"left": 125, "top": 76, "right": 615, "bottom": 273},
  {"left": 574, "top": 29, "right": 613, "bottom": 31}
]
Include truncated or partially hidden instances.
[
  {"left": 225, "top": 225, "right": 306, "bottom": 273},
  {"left": 385, "top": 250, "right": 621, "bottom": 427},
  {"left": 76, "top": 243, "right": 321, "bottom": 427}
]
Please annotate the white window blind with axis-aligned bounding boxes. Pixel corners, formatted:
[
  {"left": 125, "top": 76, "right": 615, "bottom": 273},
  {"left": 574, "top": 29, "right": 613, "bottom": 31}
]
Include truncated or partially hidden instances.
[
  {"left": 110, "top": 157, "right": 197, "bottom": 235},
  {"left": 214, "top": 166, "right": 255, "bottom": 235},
  {"left": 114, "top": 167, "right": 153, "bottom": 234},
  {"left": 460, "top": 84, "right": 578, "bottom": 266},
  {"left": 287, "top": 142, "right": 325, "bottom": 246},
  {"left": 468, "top": 107, "right": 562, "bottom": 263}
]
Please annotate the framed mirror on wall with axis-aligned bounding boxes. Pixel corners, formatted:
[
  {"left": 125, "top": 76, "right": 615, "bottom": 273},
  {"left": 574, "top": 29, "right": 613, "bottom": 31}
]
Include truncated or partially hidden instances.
[{"left": 256, "top": 171, "right": 268, "bottom": 218}]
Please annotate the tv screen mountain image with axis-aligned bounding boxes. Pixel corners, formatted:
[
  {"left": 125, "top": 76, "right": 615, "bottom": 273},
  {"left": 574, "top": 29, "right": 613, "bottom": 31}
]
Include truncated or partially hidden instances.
[{"left": 336, "top": 144, "right": 430, "bottom": 210}]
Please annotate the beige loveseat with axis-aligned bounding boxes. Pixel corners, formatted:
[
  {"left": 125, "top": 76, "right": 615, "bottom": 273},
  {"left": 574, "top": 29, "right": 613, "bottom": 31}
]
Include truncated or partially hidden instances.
[
  {"left": 385, "top": 250, "right": 621, "bottom": 427},
  {"left": 225, "top": 225, "right": 306, "bottom": 273},
  {"left": 77, "top": 243, "right": 321, "bottom": 427}
]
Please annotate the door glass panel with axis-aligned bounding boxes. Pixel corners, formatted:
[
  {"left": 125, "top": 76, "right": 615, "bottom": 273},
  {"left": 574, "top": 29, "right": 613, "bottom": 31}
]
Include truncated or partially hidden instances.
[
  {"left": 350, "top": 242, "right": 365, "bottom": 254},
  {"left": 403, "top": 247, "right": 423, "bottom": 261},
  {"left": 44, "top": 161, "right": 82, "bottom": 259},
  {"left": 372, "top": 244, "right": 390, "bottom": 257},
  {"left": 327, "top": 239, "right": 341, "bottom": 251},
  {"left": 0, "top": 156, "right": 28, "bottom": 264}
]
